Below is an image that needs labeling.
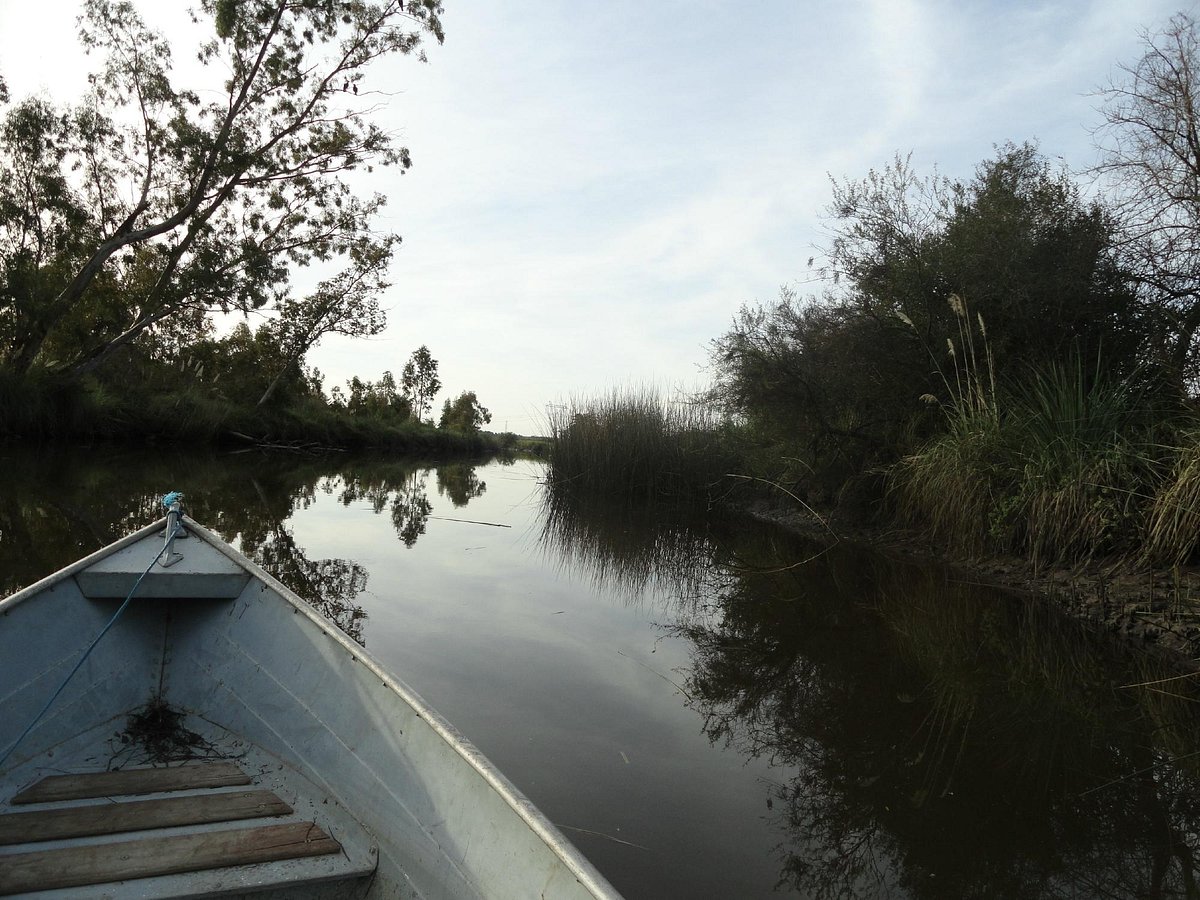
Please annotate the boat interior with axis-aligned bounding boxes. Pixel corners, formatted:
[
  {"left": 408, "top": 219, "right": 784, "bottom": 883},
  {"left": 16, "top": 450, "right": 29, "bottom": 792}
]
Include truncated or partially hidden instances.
[
  {"left": 0, "top": 518, "right": 614, "bottom": 900},
  {"left": 0, "top": 722, "right": 377, "bottom": 898}
]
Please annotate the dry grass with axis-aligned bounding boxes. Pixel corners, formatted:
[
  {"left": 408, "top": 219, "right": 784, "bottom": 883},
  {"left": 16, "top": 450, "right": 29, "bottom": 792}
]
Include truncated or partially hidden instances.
[{"left": 1144, "top": 433, "right": 1200, "bottom": 566}]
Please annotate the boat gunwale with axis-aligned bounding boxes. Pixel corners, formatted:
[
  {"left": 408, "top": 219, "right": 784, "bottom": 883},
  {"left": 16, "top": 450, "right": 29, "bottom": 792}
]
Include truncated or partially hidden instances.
[
  {"left": 0, "top": 519, "right": 165, "bottom": 615},
  {"left": 2, "top": 514, "right": 623, "bottom": 899}
]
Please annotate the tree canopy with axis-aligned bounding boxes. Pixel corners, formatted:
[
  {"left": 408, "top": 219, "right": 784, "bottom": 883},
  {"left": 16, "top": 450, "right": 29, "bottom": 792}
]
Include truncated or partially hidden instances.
[
  {"left": 0, "top": 0, "right": 442, "bottom": 382},
  {"left": 439, "top": 390, "right": 491, "bottom": 432},
  {"left": 401, "top": 344, "right": 440, "bottom": 422},
  {"left": 710, "top": 144, "right": 1146, "bottom": 495}
]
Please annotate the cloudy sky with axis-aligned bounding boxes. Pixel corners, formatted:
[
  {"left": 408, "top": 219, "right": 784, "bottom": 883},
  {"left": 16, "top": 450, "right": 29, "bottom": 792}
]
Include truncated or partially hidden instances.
[{"left": 0, "top": 0, "right": 1186, "bottom": 432}]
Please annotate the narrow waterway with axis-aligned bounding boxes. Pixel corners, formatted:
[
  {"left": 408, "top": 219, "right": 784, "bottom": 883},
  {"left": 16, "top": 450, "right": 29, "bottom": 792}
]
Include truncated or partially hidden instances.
[{"left": 2, "top": 445, "right": 1199, "bottom": 898}]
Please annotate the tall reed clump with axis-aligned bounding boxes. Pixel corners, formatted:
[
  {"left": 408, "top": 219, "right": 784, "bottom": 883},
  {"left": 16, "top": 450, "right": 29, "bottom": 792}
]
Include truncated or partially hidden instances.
[
  {"left": 999, "top": 360, "right": 1155, "bottom": 565},
  {"left": 1144, "top": 430, "right": 1200, "bottom": 566},
  {"left": 891, "top": 295, "right": 1157, "bottom": 565},
  {"left": 547, "top": 385, "right": 736, "bottom": 502},
  {"left": 889, "top": 295, "right": 1007, "bottom": 555}
]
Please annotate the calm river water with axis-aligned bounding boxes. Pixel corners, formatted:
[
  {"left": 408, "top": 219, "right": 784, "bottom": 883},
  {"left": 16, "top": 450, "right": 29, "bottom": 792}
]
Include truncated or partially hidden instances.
[{"left": 3, "top": 445, "right": 1200, "bottom": 898}]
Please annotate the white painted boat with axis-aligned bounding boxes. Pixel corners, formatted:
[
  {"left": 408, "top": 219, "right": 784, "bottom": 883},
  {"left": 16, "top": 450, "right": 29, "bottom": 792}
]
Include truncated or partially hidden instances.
[{"left": 0, "top": 502, "right": 622, "bottom": 899}]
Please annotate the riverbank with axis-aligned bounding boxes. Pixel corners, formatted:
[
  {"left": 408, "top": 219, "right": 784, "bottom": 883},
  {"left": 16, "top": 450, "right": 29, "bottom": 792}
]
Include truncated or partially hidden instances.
[
  {"left": 0, "top": 373, "right": 513, "bottom": 455},
  {"left": 738, "top": 498, "right": 1200, "bottom": 669}
]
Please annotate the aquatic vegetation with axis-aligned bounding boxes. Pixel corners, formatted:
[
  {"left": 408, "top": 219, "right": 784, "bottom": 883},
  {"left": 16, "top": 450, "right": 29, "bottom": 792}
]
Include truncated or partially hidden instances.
[
  {"left": 546, "top": 385, "right": 739, "bottom": 502},
  {"left": 891, "top": 351, "right": 1162, "bottom": 566}
]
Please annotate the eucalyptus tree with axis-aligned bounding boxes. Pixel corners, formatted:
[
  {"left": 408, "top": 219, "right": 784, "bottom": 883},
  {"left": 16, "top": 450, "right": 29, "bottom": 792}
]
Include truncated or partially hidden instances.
[
  {"left": 255, "top": 234, "right": 393, "bottom": 407},
  {"left": 0, "top": 0, "right": 442, "bottom": 378},
  {"left": 401, "top": 344, "right": 439, "bottom": 421},
  {"left": 438, "top": 390, "right": 490, "bottom": 432}
]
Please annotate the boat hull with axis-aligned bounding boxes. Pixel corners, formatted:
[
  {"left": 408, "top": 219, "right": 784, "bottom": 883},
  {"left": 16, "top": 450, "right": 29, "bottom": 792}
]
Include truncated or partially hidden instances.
[{"left": 0, "top": 517, "right": 621, "bottom": 900}]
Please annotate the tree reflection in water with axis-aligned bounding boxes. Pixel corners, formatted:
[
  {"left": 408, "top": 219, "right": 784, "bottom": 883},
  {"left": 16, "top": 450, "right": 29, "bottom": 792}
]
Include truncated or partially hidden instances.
[
  {"left": 240, "top": 511, "right": 369, "bottom": 646},
  {"left": 332, "top": 460, "right": 476, "bottom": 548},
  {"left": 0, "top": 448, "right": 491, "bottom": 651},
  {"left": 436, "top": 463, "right": 487, "bottom": 507},
  {"left": 540, "top": 488, "right": 1200, "bottom": 899}
]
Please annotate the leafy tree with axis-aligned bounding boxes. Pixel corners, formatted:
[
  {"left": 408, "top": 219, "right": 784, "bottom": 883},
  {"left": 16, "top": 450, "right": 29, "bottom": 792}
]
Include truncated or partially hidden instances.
[
  {"left": 197, "top": 321, "right": 281, "bottom": 404},
  {"left": 0, "top": 0, "right": 442, "bottom": 378},
  {"left": 256, "top": 235, "right": 393, "bottom": 407},
  {"left": 155, "top": 319, "right": 314, "bottom": 408},
  {"left": 711, "top": 146, "right": 1144, "bottom": 496},
  {"left": 824, "top": 145, "right": 1142, "bottom": 385},
  {"left": 0, "top": 98, "right": 95, "bottom": 368},
  {"left": 438, "top": 390, "right": 491, "bottom": 432},
  {"left": 941, "top": 145, "right": 1145, "bottom": 378},
  {"left": 344, "top": 370, "right": 410, "bottom": 419},
  {"left": 401, "top": 344, "right": 440, "bottom": 421},
  {"left": 1096, "top": 12, "right": 1200, "bottom": 386}
]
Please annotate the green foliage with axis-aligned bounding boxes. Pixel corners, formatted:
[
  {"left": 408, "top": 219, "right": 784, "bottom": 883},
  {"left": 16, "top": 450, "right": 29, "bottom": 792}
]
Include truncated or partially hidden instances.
[
  {"left": 256, "top": 236, "right": 395, "bottom": 408},
  {"left": 892, "top": 354, "right": 1160, "bottom": 565},
  {"left": 701, "top": 139, "right": 1185, "bottom": 566},
  {"left": 710, "top": 144, "right": 1152, "bottom": 510},
  {"left": 0, "top": 0, "right": 442, "bottom": 378},
  {"left": 341, "top": 371, "right": 412, "bottom": 421},
  {"left": 0, "top": 363, "right": 504, "bottom": 456},
  {"left": 438, "top": 391, "right": 491, "bottom": 432},
  {"left": 401, "top": 345, "right": 440, "bottom": 422},
  {"left": 941, "top": 145, "right": 1146, "bottom": 380},
  {"left": 710, "top": 287, "right": 939, "bottom": 502}
]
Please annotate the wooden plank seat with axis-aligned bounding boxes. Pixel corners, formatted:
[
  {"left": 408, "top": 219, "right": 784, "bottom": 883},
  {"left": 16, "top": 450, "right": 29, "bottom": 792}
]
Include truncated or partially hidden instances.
[
  {"left": 0, "top": 821, "right": 341, "bottom": 895},
  {"left": 0, "top": 788, "right": 291, "bottom": 844},
  {"left": 0, "top": 761, "right": 365, "bottom": 898},
  {"left": 11, "top": 761, "right": 250, "bottom": 803}
]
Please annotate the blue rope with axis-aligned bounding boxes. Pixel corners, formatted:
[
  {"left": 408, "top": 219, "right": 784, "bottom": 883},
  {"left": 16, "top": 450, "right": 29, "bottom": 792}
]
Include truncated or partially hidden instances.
[{"left": 0, "top": 517, "right": 183, "bottom": 771}]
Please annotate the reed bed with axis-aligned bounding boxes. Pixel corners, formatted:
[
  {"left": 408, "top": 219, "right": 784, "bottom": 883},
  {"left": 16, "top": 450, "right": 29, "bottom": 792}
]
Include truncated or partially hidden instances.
[
  {"left": 547, "top": 386, "right": 738, "bottom": 502},
  {"left": 1144, "top": 433, "right": 1200, "bottom": 566},
  {"left": 889, "top": 397, "right": 1008, "bottom": 556},
  {"left": 891, "top": 353, "right": 1160, "bottom": 566}
]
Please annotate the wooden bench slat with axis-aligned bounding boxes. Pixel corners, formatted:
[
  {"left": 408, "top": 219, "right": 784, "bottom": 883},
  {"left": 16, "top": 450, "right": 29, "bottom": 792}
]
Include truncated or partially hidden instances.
[
  {"left": 0, "top": 789, "right": 291, "bottom": 845},
  {"left": 12, "top": 762, "right": 250, "bottom": 804},
  {"left": 0, "top": 821, "right": 341, "bottom": 894}
]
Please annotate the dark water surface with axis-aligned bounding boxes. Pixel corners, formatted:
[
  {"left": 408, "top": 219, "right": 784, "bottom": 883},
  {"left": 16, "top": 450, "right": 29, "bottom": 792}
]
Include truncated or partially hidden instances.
[{"left": 4, "top": 445, "right": 1200, "bottom": 898}]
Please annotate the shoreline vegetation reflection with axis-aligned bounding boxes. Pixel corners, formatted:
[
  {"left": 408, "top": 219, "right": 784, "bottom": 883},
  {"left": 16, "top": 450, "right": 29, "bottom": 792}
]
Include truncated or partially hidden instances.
[
  {"left": 540, "top": 486, "right": 1200, "bottom": 898},
  {"left": 0, "top": 447, "right": 496, "bottom": 648}
]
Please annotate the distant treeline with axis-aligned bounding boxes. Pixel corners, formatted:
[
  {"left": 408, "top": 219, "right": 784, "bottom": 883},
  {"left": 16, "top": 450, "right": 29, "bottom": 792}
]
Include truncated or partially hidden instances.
[
  {"left": 550, "top": 14, "right": 1200, "bottom": 569},
  {"left": 0, "top": 334, "right": 509, "bottom": 453}
]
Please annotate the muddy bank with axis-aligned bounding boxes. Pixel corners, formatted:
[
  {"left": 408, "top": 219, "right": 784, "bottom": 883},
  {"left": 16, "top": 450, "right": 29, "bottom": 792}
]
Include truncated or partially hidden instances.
[{"left": 737, "top": 498, "right": 1200, "bottom": 670}]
